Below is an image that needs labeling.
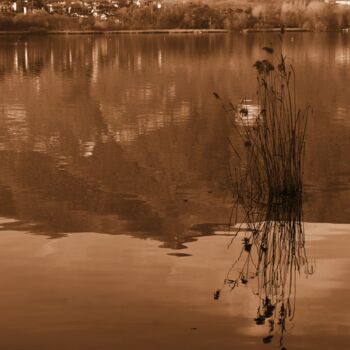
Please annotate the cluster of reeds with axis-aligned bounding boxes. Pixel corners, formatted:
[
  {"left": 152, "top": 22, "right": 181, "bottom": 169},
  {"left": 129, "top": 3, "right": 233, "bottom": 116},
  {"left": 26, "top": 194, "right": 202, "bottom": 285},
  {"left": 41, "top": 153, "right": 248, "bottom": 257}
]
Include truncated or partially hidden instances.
[
  {"left": 233, "top": 48, "right": 309, "bottom": 207},
  {"left": 215, "top": 48, "right": 310, "bottom": 210},
  {"left": 214, "top": 48, "right": 313, "bottom": 349}
]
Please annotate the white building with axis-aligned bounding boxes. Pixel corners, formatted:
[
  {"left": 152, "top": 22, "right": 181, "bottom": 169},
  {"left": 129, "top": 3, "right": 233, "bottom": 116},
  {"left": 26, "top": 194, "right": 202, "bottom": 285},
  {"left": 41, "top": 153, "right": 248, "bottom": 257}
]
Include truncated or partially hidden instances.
[
  {"left": 325, "top": 0, "right": 350, "bottom": 5},
  {"left": 335, "top": 0, "right": 350, "bottom": 5}
]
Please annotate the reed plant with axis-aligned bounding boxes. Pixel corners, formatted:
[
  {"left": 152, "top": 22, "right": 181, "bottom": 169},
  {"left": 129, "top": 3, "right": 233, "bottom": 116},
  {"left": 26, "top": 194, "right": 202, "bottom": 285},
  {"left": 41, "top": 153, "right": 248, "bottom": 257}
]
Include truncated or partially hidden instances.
[
  {"left": 214, "top": 48, "right": 313, "bottom": 349},
  {"left": 231, "top": 49, "right": 310, "bottom": 207}
]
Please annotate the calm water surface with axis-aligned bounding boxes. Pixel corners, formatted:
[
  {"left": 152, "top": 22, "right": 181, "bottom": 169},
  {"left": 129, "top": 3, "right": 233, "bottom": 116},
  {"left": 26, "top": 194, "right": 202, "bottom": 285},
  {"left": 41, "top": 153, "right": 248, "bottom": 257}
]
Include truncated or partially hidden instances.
[{"left": 0, "top": 33, "right": 349, "bottom": 349}]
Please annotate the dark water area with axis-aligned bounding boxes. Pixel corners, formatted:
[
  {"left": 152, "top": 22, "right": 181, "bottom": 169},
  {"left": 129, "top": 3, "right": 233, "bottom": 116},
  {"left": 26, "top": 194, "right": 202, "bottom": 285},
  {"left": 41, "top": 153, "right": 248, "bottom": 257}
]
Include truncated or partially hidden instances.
[{"left": 0, "top": 33, "right": 349, "bottom": 350}]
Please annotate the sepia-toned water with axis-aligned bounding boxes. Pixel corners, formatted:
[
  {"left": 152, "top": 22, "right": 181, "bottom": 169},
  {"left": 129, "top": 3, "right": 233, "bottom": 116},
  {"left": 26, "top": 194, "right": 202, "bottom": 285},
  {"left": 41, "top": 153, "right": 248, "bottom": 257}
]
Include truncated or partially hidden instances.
[{"left": 0, "top": 33, "right": 349, "bottom": 349}]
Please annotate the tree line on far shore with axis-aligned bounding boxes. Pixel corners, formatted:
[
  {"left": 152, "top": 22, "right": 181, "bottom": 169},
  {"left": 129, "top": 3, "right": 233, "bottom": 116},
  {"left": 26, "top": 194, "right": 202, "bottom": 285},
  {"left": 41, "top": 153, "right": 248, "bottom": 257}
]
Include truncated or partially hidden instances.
[{"left": 1, "top": 1, "right": 350, "bottom": 32}]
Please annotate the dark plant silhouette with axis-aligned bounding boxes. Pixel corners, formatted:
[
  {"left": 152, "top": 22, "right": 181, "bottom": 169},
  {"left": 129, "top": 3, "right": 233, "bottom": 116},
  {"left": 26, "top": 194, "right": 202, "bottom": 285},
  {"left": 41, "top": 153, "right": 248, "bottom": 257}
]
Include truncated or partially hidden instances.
[
  {"left": 214, "top": 48, "right": 314, "bottom": 349},
  {"left": 214, "top": 49, "right": 311, "bottom": 211}
]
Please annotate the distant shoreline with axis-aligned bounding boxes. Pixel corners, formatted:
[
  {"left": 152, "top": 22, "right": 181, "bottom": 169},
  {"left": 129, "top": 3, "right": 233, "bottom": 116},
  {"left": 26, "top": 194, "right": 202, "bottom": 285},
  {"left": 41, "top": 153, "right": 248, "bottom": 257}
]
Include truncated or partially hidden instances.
[
  {"left": 0, "top": 28, "right": 348, "bottom": 35},
  {"left": 0, "top": 29, "right": 229, "bottom": 35},
  {"left": 242, "top": 28, "right": 312, "bottom": 33}
]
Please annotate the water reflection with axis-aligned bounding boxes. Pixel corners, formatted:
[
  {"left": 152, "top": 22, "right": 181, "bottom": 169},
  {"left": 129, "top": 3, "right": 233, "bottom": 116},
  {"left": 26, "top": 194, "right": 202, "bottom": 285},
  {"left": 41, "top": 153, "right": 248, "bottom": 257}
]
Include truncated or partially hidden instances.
[
  {"left": 235, "top": 99, "right": 260, "bottom": 126},
  {"left": 0, "top": 35, "right": 237, "bottom": 247},
  {"left": 0, "top": 33, "right": 349, "bottom": 248},
  {"left": 0, "top": 34, "right": 349, "bottom": 350},
  {"left": 223, "top": 197, "right": 314, "bottom": 349}
]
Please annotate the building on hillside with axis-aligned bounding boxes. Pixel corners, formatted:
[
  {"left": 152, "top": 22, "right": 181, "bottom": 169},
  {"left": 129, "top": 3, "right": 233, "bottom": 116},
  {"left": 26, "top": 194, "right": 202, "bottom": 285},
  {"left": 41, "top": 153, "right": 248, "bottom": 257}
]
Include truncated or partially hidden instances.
[
  {"left": 8, "top": 0, "right": 41, "bottom": 14},
  {"left": 325, "top": 0, "right": 350, "bottom": 5},
  {"left": 12, "top": 0, "right": 28, "bottom": 13},
  {"left": 0, "top": 1, "right": 12, "bottom": 13},
  {"left": 335, "top": 0, "right": 350, "bottom": 5}
]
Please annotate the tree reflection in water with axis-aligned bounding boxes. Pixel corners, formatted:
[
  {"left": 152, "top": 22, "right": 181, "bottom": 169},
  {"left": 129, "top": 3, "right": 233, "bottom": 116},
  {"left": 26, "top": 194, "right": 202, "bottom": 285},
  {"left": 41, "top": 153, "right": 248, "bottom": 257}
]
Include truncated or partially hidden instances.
[{"left": 221, "top": 196, "right": 314, "bottom": 349}]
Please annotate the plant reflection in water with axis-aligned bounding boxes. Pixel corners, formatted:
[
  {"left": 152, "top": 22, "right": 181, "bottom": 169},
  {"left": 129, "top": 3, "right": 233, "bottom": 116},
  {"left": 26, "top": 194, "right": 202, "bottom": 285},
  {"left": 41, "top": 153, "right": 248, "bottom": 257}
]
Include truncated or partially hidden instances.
[{"left": 221, "top": 197, "right": 314, "bottom": 349}]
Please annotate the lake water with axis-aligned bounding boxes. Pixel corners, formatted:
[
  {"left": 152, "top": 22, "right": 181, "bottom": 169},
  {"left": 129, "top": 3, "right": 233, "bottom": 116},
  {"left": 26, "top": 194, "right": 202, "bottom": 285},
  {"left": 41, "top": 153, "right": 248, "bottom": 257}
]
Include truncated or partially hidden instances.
[{"left": 0, "top": 33, "right": 349, "bottom": 349}]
